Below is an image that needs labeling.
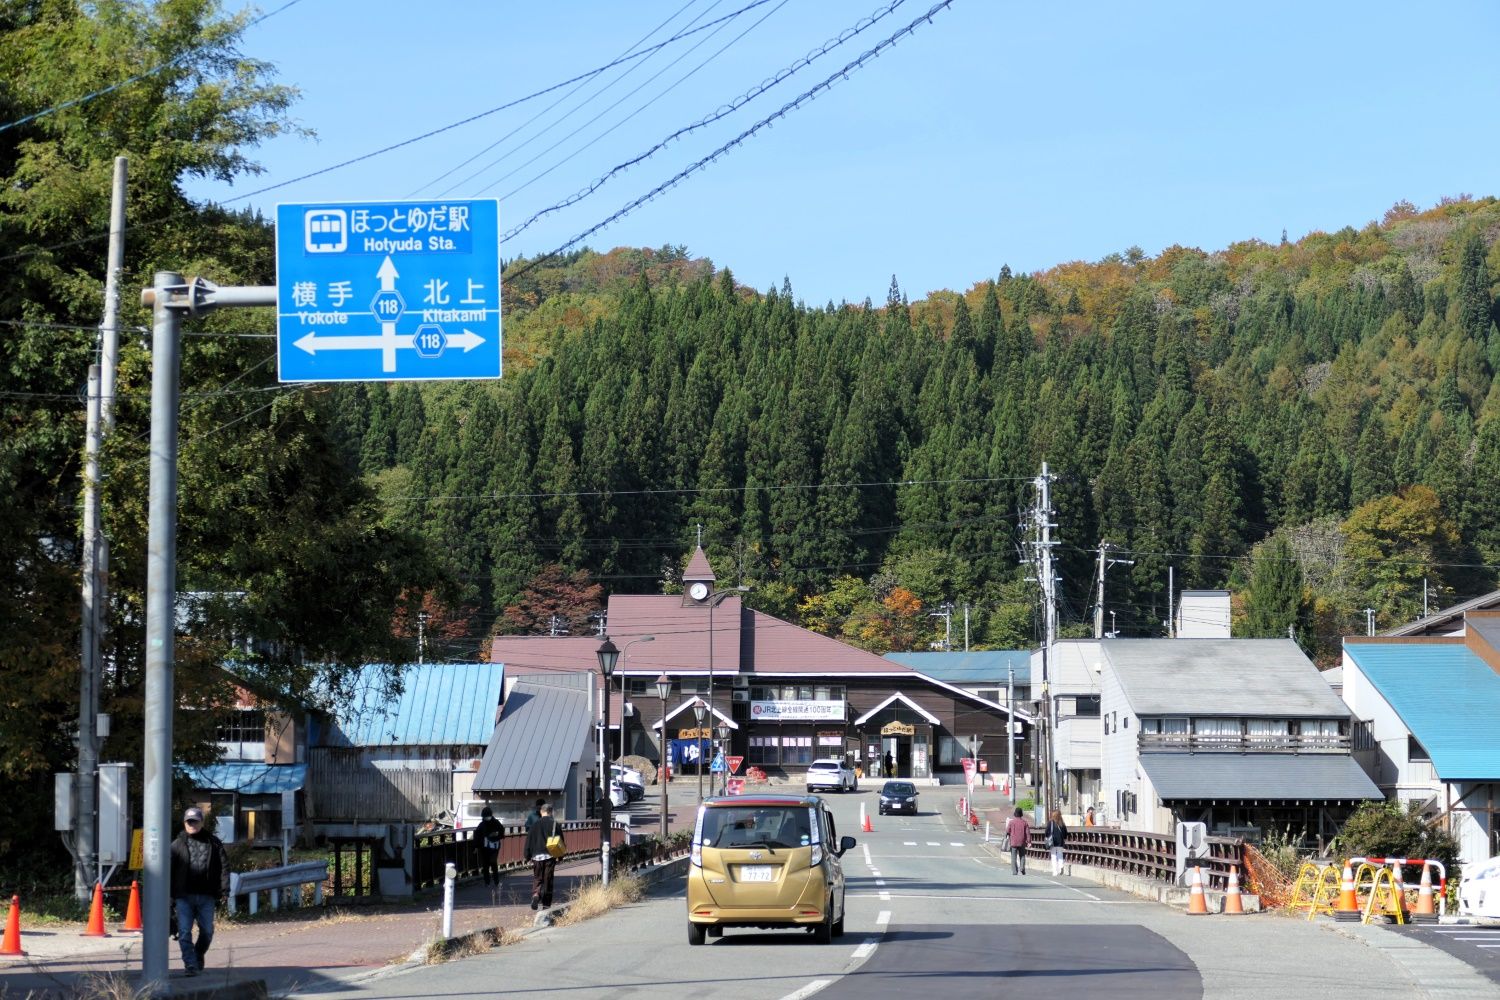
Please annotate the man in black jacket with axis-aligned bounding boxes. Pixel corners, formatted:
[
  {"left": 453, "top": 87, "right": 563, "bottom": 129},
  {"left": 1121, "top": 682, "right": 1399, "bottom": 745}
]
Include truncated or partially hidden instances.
[
  {"left": 170, "top": 807, "right": 229, "bottom": 976},
  {"left": 523, "top": 803, "right": 560, "bottom": 910},
  {"left": 474, "top": 807, "right": 504, "bottom": 888}
]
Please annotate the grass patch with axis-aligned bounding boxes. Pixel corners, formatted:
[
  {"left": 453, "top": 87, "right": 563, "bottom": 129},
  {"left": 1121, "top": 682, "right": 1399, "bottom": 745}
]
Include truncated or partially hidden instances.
[{"left": 550, "top": 873, "right": 644, "bottom": 927}]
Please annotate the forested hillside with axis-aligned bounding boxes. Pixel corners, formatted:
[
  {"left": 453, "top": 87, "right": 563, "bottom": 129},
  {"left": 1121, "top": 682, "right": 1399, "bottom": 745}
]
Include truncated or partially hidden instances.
[{"left": 332, "top": 199, "right": 1500, "bottom": 662}]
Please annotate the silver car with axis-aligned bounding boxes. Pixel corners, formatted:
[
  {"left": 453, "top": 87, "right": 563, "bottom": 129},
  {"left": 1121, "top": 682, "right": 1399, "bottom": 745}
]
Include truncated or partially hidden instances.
[{"left": 804, "top": 758, "right": 857, "bottom": 793}]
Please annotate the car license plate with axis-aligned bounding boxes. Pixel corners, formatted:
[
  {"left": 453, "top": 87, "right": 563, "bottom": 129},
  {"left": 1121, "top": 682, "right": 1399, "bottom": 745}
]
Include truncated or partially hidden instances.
[{"left": 739, "top": 865, "right": 774, "bottom": 882}]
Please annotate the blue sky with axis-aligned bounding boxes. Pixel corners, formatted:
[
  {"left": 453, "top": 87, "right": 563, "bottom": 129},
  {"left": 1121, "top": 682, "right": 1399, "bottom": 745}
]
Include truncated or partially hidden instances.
[{"left": 192, "top": 0, "right": 1500, "bottom": 305}]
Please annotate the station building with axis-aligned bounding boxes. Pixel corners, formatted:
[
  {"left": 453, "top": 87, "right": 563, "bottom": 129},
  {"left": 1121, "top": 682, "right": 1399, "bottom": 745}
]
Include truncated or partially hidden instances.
[{"left": 486, "top": 548, "right": 1030, "bottom": 785}]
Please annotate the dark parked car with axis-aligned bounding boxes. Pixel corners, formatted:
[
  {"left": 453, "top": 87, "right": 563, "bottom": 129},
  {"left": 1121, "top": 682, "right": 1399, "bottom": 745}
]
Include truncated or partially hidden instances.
[{"left": 878, "top": 780, "right": 918, "bottom": 815}]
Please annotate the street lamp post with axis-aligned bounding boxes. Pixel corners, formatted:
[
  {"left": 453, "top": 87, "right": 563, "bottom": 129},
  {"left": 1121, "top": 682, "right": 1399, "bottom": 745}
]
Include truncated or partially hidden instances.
[
  {"left": 715, "top": 722, "right": 730, "bottom": 795},
  {"left": 620, "top": 635, "right": 656, "bottom": 759},
  {"left": 704, "top": 587, "right": 747, "bottom": 799},
  {"left": 656, "top": 673, "right": 672, "bottom": 845},
  {"left": 693, "top": 699, "right": 707, "bottom": 802},
  {"left": 596, "top": 637, "right": 619, "bottom": 886}
]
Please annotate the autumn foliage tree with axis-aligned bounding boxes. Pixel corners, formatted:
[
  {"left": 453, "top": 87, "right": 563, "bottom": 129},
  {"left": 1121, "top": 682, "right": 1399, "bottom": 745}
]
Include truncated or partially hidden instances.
[{"left": 495, "top": 565, "right": 605, "bottom": 636}]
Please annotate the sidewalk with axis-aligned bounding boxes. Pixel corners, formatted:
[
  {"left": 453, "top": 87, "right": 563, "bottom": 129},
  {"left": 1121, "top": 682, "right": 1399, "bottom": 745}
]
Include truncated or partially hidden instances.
[{"left": 2, "top": 786, "right": 696, "bottom": 998}]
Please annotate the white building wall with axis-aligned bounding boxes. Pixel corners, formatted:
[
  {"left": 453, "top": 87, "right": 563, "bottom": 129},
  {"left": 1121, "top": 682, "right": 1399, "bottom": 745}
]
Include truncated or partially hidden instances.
[
  {"left": 1176, "top": 592, "right": 1231, "bottom": 638},
  {"left": 1038, "top": 641, "right": 1103, "bottom": 772},
  {"left": 1098, "top": 659, "right": 1146, "bottom": 829},
  {"left": 1340, "top": 663, "right": 1428, "bottom": 801}
]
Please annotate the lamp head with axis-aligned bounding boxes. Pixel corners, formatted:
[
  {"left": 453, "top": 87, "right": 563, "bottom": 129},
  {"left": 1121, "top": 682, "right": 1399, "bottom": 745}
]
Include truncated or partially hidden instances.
[
  {"left": 596, "top": 636, "right": 620, "bottom": 677},
  {"left": 655, "top": 673, "right": 672, "bottom": 702},
  {"left": 692, "top": 699, "right": 707, "bottom": 724}
]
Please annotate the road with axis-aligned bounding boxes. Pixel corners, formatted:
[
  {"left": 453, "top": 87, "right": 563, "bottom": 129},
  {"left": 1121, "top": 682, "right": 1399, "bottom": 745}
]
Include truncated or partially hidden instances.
[{"left": 297, "top": 787, "right": 1492, "bottom": 999}]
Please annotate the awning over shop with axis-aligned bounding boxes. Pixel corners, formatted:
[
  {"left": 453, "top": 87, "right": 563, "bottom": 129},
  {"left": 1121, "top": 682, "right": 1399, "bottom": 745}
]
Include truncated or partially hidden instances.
[
  {"left": 179, "top": 762, "right": 307, "bottom": 796},
  {"left": 1139, "top": 753, "right": 1381, "bottom": 802}
]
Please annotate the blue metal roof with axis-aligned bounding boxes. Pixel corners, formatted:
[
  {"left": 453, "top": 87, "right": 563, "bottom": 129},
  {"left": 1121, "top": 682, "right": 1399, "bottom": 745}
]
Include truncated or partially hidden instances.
[
  {"left": 324, "top": 662, "right": 504, "bottom": 748},
  {"left": 1344, "top": 643, "right": 1500, "bottom": 780},
  {"left": 884, "top": 650, "right": 1032, "bottom": 684},
  {"left": 179, "top": 762, "right": 307, "bottom": 795}
]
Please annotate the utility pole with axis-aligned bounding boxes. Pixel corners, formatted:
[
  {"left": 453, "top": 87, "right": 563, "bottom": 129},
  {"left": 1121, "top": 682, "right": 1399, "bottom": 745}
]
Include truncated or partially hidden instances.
[
  {"left": 417, "top": 611, "right": 429, "bottom": 664},
  {"left": 963, "top": 604, "right": 970, "bottom": 651},
  {"left": 1006, "top": 660, "right": 1016, "bottom": 802},
  {"left": 75, "top": 156, "right": 127, "bottom": 902},
  {"left": 928, "top": 602, "right": 954, "bottom": 650},
  {"left": 1093, "top": 541, "right": 1133, "bottom": 640},
  {"left": 1025, "top": 462, "right": 1059, "bottom": 816},
  {"left": 1364, "top": 608, "right": 1376, "bottom": 637}
]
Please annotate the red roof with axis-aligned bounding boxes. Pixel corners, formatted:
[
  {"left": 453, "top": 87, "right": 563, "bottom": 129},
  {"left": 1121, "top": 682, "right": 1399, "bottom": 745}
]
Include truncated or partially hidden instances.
[
  {"left": 683, "top": 546, "right": 716, "bottom": 582},
  {"left": 488, "top": 596, "right": 914, "bottom": 678}
]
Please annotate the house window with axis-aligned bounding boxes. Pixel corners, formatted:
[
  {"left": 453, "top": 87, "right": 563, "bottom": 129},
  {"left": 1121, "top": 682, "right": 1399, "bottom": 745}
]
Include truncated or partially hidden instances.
[
  {"left": 1246, "top": 719, "right": 1287, "bottom": 738},
  {"left": 217, "top": 710, "right": 265, "bottom": 745},
  {"left": 627, "top": 678, "right": 659, "bottom": 696},
  {"left": 1075, "top": 696, "right": 1101, "bottom": 717},
  {"left": 680, "top": 678, "right": 708, "bottom": 695},
  {"left": 938, "top": 735, "right": 968, "bottom": 766},
  {"left": 1408, "top": 736, "right": 1431, "bottom": 762}
]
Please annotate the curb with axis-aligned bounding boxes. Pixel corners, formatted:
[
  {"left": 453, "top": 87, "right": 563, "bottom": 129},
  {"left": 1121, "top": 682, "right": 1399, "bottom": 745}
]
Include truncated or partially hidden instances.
[{"left": 314, "top": 854, "right": 692, "bottom": 994}]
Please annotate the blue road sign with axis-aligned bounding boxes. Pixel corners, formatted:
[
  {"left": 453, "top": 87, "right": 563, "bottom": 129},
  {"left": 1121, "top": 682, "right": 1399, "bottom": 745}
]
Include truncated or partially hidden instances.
[{"left": 275, "top": 200, "right": 501, "bottom": 382}]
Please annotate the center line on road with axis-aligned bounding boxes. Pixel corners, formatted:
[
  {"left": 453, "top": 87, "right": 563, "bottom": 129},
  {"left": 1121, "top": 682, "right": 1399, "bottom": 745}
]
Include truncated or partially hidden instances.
[
  {"left": 926, "top": 841, "right": 939, "bottom": 846},
  {"left": 779, "top": 979, "right": 833, "bottom": 1000},
  {"left": 875, "top": 880, "right": 886, "bottom": 886},
  {"left": 876, "top": 910, "right": 890, "bottom": 925},
  {"left": 879, "top": 891, "right": 891, "bottom": 900},
  {"left": 852, "top": 941, "right": 877, "bottom": 959},
  {"left": 903, "top": 841, "right": 916, "bottom": 845}
]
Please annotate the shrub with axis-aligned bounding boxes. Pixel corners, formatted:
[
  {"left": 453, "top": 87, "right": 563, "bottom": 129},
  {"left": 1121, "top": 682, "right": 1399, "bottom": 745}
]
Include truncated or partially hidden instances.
[{"left": 1330, "top": 801, "right": 1461, "bottom": 879}]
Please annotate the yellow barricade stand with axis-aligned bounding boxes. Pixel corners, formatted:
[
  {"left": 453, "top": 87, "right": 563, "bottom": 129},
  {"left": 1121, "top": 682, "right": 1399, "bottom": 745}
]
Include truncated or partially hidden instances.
[
  {"left": 1363, "top": 867, "right": 1406, "bottom": 925},
  {"left": 1288, "top": 862, "right": 1325, "bottom": 913},
  {"left": 1306, "top": 864, "right": 1342, "bottom": 920}
]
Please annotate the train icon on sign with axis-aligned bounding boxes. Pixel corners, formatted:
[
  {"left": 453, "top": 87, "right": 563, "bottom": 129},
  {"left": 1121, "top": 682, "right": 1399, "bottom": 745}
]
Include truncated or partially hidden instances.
[{"left": 304, "top": 209, "right": 347, "bottom": 253}]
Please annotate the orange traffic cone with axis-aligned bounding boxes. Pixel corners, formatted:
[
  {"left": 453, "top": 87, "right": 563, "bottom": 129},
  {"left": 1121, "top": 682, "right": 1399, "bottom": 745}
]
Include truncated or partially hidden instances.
[
  {"left": 1, "top": 895, "right": 24, "bottom": 956},
  {"left": 1186, "top": 866, "right": 1209, "bottom": 915},
  {"left": 1334, "top": 861, "right": 1360, "bottom": 921},
  {"left": 119, "top": 881, "right": 142, "bottom": 934},
  {"left": 82, "top": 882, "right": 108, "bottom": 937},
  {"left": 861, "top": 804, "right": 873, "bottom": 833},
  {"left": 1224, "top": 865, "right": 1245, "bottom": 915},
  {"left": 1411, "top": 865, "right": 1437, "bottom": 923}
]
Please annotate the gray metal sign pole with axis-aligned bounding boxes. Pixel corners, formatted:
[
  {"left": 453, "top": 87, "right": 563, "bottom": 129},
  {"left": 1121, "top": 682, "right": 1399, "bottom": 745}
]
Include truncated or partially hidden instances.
[{"left": 139, "top": 275, "right": 275, "bottom": 986}]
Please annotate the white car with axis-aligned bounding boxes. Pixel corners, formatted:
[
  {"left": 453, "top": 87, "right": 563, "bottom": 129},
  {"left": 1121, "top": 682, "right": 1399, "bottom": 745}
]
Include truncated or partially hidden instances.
[
  {"left": 805, "top": 758, "right": 857, "bottom": 793},
  {"left": 1458, "top": 854, "right": 1500, "bottom": 919}
]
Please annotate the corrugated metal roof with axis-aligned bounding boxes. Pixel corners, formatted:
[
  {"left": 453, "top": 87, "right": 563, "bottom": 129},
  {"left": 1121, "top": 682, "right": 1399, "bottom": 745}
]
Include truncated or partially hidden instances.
[
  {"left": 179, "top": 762, "right": 307, "bottom": 795},
  {"left": 1103, "top": 639, "right": 1348, "bottom": 717},
  {"left": 473, "top": 680, "right": 591, "bottom": 792},
  {"left": 1139, "top": 753, "right": 1381, "bottom": 801},
  {"left": 1381, "top": 589, "right": 1500, "bottom": 636},
  {"left": 324, "top": 662, "right": 503, "bottom": 748},
  {"left": 1344, "top": 642, "right": 1500, "bottom": 780},
  {"left": 884, "top": 651, "right": 1032, "bottom": 684}
]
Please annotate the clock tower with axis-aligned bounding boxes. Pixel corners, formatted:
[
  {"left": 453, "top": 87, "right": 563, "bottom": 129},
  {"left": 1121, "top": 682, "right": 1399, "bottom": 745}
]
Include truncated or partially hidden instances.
[{"left": 682, "top": 545, "right": 716, "bottom": 605}]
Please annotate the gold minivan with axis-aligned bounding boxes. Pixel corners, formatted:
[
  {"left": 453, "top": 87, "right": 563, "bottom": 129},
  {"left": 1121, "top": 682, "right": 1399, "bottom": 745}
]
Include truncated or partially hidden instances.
[{"left": 686, "top": 794, "right": 856, "bottom": 945}]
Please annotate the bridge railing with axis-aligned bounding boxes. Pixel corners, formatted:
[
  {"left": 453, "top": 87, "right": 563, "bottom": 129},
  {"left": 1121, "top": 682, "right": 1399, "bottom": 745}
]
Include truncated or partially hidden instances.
[{"left": 1027, "top": 827, "right": 1245, "bottom": 889}]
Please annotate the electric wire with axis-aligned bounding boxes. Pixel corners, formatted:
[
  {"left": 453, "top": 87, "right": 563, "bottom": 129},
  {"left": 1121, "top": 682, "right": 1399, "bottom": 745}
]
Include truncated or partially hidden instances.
[
  {"left": 502, "top": 0, "right": 906, "bottom": 241},
  {"left": 415, "top": 0, "right": 717, "bottom": 197},
  {"left": 472, "top": 0, "right": 792, "bottom": 201},
  {"left": 505, "top": 0, "right": 956, "bottom": 282}
]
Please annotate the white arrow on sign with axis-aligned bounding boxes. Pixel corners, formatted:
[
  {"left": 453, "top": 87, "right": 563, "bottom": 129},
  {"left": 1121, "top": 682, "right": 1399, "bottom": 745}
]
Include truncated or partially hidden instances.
[{"left": 293, "top": 328, "right": 487, "bottom": 356}]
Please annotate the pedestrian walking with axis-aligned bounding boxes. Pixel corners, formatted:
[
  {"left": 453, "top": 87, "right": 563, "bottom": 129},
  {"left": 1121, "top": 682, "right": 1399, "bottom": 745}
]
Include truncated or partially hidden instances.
[
  {"left": 169, "top": 807, "right": 228, "bottom": 977},
  {"left": 524, "top": 803, "right": 561, "bottom": 909},
  {"left": 883, "top": 751, "right": 895, "bottom": 778},
  {"left": 524, "top": 797, "right": 546, "bottom": 831},
  {"left": 1084, "top": 806, "right": 1096, "bottom": 827},
  {"left": 474, "top": 807, "right": 504, "bottom": 887},
  {"left": 1046, "top": 809, "right": 1068, "bottom": 876},
  {"left": 1004, "top": 807, "right": 1030, "bottom": 875}
]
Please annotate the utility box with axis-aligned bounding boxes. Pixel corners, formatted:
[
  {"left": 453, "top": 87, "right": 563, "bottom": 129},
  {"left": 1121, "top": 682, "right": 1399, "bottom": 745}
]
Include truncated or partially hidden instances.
[
  {"left": 55, "top": 772, "right": 76, "bottom": 832},
  {"left": 1175, "top": 820, "right": 1209, "bottom": 884},
  {"left": 98, "top": 762, "right": 132, "bottom": 865}
]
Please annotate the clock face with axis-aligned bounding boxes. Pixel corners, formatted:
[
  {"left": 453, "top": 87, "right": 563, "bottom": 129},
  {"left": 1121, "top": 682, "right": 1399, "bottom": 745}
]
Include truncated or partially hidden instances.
[{"left": 689, "top": 582, "right": 709, "bottom": 601}]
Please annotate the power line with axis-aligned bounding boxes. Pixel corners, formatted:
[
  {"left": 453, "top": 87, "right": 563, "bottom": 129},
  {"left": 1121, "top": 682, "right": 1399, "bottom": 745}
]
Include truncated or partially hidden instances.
[
  {"left": 417, "top": 0, "right": 720, "bottom": 197},
  {"left": 397, "top": 472, "right": 1029, "bottom": 504},
  {"left": 0, "top": 0, "right": 306, "bottom": 134},
  {"left": 506, "top": 0, "right": 957, "bottom": 282},
  {"left": 475, "top": 0, "right": 792, "bottom": 201},
  {"left": 502, "top": 0, "right": 908, "bottom": 242}
]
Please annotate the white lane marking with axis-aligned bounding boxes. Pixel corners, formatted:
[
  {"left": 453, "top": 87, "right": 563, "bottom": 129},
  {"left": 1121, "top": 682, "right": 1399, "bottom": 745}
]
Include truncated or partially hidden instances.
[
  {"left": 876, "top": 910, "right": 891, "bottom": 926},
  {"left": 949, "top": 842, "right": 963, "bottom": 847},
  {"left": 1476, "top": 945, "right": 1500, "bottom": 949},
  {"left": 926, "top": 841, "right": 939, "bottom": 846},
  {"left": 1047, "top": 877, "right": 1100, "bottom": 901},
  {"left": 779, "top": 980, "right": 833, "bottom": 1000},
  {"left": 875, "top": 880, "right": 886, "bottom": 886},
  {"left": 849, "top": 891, "right": 1135, "bottom": 904},
  {"left": 862, "top": 844, "right": 872, "bottom": 865},
  {"left": 903, "top": 841, "right": 916, "bottom": 846},
  {"left": 852, "top": 941, "right": 877, "bottom": 959}
]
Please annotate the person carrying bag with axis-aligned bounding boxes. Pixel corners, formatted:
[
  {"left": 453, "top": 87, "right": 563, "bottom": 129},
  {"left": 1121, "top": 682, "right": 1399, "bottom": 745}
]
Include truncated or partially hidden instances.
[{"left": 524, "top": 802, "right": 562, "bottom": 909}]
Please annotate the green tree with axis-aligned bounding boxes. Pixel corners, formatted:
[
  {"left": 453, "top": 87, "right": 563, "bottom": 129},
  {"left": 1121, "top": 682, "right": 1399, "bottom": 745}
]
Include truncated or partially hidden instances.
[
  {"left": 1342, "top": 486, "right": 1461, "bottom": 625},
  {"left": 1243, "top": 536, "right": 1306, "bottom": 642}
]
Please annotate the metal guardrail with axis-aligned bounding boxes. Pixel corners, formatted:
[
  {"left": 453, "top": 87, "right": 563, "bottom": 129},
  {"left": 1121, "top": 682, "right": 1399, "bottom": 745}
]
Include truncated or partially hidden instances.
[
  {"left": 411, "top": 821, "right": 626, "bottom": 891},
  {"left": 228, "top": 861, "right": 329, "bottom": 915},
  {"left": 1025, "top": 827, "right": 1245, "bottom": 889}
]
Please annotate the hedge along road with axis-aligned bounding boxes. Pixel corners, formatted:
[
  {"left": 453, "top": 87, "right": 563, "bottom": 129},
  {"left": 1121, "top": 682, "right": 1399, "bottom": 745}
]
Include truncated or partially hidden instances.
[{"left": 293, "top": 787, "right": 1493, "bottom": 1000}]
